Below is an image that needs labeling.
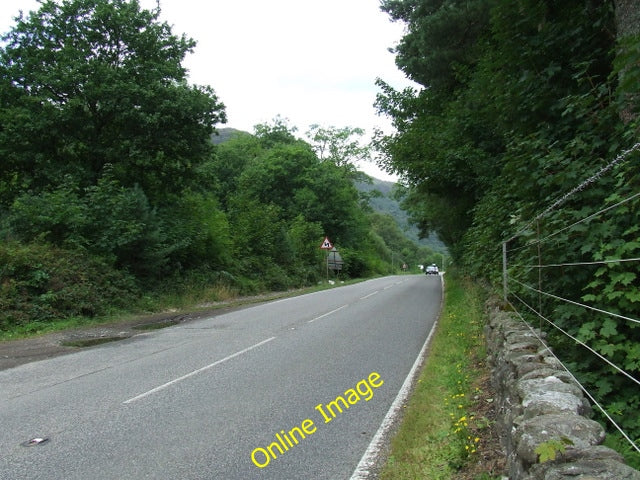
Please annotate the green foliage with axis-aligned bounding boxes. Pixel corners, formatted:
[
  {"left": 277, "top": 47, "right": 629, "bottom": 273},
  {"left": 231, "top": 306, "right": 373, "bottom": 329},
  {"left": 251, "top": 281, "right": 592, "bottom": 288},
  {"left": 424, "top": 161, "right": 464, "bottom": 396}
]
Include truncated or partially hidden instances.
[
  {"left": 159, "top": 192, "right": 232, "bottom": 270},
  {"left": 287, "top": 215, "right": 325, "bottom": 269},
  {"left": 6, "top": 168, "right": 169, "bottom": 276},
  {"left": 306, "top": 124, "right": 371, "bottom": 173},
  {"left": 84, "top": 171, "right": 167, "bottom": 274},
  {"left": 381, "top": 0, "right": 490, "bottom": 93},
  {"left": 378, "top": 0, "right": 640, "bottom": 452},
  {"left": 0, "top": 0, "right": 228, "bottom": 279},
  {"left": 377, "top": 0, "right": 617, "bottom": 261},
  {"left": 206, "top": 132, "right": 261, "bottom": 209},
  {"left": 0, "top": 242, "right": 138, "bottom": 329},
  {"left": 0, "top": 0, "right": 226, "bottom": 206},
  {"left": 535, "top": 437, "right": 574, "bottom": 463},
  {"left": 7, "top": 178, "right": 87, "bottom": 248},
  {"left": 0, "top": 3, "right": 425, "bottom": 331},
  {"left": 253, "top": 116, "right": 299, "bottom": 148},
  {"left": 604, "top": 431, "right": 640, "bottom": 470}
]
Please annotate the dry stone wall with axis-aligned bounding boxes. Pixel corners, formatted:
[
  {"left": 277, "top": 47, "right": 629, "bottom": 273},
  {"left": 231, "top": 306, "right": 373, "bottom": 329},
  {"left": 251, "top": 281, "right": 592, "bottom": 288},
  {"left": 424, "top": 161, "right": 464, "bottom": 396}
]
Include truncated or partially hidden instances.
[{"left": 484, "top": 298, "right": 640, "bottom": 480}]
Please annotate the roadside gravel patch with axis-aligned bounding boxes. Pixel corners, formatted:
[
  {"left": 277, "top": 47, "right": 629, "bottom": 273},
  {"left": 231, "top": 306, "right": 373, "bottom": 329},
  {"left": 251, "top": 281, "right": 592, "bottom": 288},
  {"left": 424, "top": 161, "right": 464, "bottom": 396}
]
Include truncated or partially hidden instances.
[{"left": 0, "top": 290, "right": 293, "bottom": 371}]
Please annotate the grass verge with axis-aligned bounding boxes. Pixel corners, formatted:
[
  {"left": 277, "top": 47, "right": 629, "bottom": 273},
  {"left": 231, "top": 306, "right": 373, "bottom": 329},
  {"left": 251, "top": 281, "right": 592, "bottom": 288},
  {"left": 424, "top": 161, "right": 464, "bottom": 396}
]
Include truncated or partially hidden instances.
[
  {"left": 0, "top": 277, "right": 369, "bottom": 341},
  {"left": 379, "top": 270, "right": 505, "bottom": 480}
]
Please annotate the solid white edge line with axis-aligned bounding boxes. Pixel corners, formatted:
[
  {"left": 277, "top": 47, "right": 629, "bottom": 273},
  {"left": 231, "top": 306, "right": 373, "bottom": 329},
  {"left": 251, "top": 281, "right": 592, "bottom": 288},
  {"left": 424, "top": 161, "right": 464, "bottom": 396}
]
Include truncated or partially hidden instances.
[
  {"left": 123, "top": 336, "right": 276, "bottom": 404},
  {"left": 349, "top": 275, "right": 445, "bottom": 479}
]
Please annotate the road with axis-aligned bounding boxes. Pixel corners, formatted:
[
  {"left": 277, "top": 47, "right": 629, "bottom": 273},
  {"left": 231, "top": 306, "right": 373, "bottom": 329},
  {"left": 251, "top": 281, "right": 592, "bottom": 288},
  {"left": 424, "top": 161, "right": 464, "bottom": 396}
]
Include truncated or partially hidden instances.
[{"left": 0, "top": 274, "right": 442, "bottom": 480}]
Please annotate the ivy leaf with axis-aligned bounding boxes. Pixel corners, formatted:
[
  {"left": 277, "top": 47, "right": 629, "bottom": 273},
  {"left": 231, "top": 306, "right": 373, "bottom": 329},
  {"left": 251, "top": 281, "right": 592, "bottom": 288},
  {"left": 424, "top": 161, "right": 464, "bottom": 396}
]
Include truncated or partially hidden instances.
[
  {"left": 612, "top": 272, "right": 636, "bottom": 286},
  {"left": 595, "top": 377, "right": 613, "bottom": 396},
  {"left": 600, "top": 318, "right": 618, "bottom": 338},
  {"left": 594, "top": 267, "right": 608, "bottom": 278},
  {"left": 625, "top": 290, "right": 640, "bottom": 303},
  {"left": 606, "top": 291, "right": 624, "bottom": 301},
  {"left": 578, "top": 321, "right": 597, "bottom": 340},
  {"left": 600, "top": 343, "right": 618, "bottom": 357},
  {"left": 535, "top": 437, "right": 574, "bottom": 463}
]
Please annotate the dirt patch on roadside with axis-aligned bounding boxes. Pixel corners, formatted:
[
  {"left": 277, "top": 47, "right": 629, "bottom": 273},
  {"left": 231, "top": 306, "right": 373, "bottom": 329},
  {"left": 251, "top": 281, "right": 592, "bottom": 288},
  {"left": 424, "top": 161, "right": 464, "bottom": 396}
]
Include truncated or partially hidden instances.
[
  {"left": 456, "top": 366, "right": 507, "bottom": 480},
  {"left": 0, "top": 291, "right": 288, "bottom": 371}
]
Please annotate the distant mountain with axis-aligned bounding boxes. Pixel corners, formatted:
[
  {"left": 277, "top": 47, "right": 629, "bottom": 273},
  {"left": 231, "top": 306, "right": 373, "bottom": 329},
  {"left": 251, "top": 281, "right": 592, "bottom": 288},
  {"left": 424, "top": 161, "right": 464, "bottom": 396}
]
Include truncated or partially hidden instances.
[
  {"left": 356, "top": 177, "right": 403, "bottom": 219},
  {"left": 210, "top": 127, "right": 250, "bottom": 145},
  {"left": 356, "top": 177, "right": 445, "bottom": 251}
]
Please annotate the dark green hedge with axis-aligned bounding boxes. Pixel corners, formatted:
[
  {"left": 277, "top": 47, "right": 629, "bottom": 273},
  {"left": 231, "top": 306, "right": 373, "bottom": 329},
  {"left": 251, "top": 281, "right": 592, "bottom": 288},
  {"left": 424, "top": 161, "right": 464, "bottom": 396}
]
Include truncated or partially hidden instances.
[{"left": 0, "top": 242, "right": 139, "bottom": 329}]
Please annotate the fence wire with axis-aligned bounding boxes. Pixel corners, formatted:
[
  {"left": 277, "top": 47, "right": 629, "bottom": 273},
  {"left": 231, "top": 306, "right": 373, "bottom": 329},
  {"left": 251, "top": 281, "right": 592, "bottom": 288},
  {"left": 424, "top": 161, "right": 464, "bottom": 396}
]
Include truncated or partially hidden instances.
[
  {"left": 509, "top": 276, "right": 640, "bottom": 326},
  {"left": 508, "top": 142, "right": 640, "bottom": 242},
  {"left": 502, "top": 144, "right": 640, "bottom": 455}
]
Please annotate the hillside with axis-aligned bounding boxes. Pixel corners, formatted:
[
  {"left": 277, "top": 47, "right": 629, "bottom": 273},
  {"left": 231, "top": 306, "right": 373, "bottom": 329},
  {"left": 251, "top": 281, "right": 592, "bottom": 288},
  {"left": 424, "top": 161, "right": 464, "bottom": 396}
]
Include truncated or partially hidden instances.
[
  {"left": 211, "top": 127, "right": 249, "bottom": 144},
  {"left": 356, "top": 177, "right": 445, "bottom": 251}
]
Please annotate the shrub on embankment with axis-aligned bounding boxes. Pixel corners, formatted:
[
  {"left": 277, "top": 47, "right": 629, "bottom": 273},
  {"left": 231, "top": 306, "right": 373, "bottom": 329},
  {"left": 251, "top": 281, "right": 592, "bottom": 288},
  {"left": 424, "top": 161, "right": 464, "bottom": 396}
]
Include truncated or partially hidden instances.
[{"left": 0, "top": 242, "right": 139, "bottom": 330}]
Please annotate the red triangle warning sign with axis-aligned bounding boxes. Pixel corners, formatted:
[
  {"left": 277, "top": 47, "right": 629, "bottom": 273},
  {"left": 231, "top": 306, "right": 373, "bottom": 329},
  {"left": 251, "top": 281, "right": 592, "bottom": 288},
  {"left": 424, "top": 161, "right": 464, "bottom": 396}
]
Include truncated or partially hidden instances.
[{"left": 319, "top": 236, "right": 333, "bottom": 250}]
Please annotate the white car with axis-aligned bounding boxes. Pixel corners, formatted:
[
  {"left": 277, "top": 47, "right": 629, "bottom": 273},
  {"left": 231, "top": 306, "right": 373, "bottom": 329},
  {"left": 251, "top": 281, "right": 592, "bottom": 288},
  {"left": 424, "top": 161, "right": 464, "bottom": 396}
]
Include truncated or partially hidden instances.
[{"left": 425, "top": 264, "right": 439, "bottom": 275}]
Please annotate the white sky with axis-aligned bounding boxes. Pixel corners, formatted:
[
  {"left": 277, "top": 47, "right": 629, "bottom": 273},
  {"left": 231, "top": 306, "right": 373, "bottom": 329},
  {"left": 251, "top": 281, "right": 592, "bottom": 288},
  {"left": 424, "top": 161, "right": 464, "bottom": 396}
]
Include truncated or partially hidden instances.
[{"left": 0, "top": 0, "right": 415, "bottom": 181}]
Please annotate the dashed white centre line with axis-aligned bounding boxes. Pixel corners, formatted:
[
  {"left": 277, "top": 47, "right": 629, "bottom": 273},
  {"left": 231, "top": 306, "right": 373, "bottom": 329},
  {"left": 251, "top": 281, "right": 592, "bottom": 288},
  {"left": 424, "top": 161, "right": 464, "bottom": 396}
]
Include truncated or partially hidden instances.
[
  {"left": 360, "top": 291, "right": 379, "bottom": 300},
  {"left": 308, "top": 304, "right": 349, "bottom": 323},
  {"left": 123, "top": 336, "right": 276, "bottom": 404}
]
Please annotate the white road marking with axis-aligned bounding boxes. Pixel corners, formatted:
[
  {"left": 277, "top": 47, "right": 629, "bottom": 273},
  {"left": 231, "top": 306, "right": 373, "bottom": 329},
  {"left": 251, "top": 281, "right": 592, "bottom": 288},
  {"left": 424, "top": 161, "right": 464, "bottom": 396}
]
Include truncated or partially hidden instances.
[
  {"left": 360, "top": 291, "right": 379, "bottom": 300},
  {"left": 350, "top": 279, "right": 443, "bottom": 479},
  {"left": 123, "top": 337, "right": 276, "bottom": 404},
  {"left": 308, "top": 304, "right": 349, "bottom": 323}
]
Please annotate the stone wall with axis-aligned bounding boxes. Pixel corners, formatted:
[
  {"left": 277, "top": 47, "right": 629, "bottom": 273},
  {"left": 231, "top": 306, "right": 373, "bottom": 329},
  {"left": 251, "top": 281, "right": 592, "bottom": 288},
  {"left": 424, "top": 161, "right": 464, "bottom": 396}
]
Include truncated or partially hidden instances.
[{"left": 484, "top": 298, "right": 640, "bottom": 480}]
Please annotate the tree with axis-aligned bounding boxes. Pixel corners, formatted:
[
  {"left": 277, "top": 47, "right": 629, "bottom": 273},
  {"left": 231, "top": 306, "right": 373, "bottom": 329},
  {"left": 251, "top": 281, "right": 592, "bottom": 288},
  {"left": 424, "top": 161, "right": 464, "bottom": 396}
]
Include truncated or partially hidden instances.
[
  {"left": 376, "top": 0, "right": 617, "bottom": 260},
  {"left": 306, "top": 124, "right": 371, "bottom": 172},
  {"left": 0, "top": 0, "right": 226, "bottom": 206},
  {"left": 213, "top": 119, "right": 376, "bottom": 282},
  {"left": 206, "top": 131, "right": 261, "bottom": 209},
  {"left": 253, "top": 116, "right": 299, "bottom": 148},
  {"left": 380, "top": 0, "right": 490, "bottom": 93}
]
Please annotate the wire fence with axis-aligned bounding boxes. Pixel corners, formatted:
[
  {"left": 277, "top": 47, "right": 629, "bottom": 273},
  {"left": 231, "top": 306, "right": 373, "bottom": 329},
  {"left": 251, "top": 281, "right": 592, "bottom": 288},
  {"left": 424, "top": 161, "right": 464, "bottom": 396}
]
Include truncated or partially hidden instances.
[{"left": 502, "top": 143, "right": 640, "bottom": 455}]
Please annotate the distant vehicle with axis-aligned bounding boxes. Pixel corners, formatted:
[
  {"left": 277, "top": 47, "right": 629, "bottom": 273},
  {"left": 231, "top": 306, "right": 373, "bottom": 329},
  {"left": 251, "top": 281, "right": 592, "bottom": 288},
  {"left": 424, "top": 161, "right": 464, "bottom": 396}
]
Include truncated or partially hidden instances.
[{"left": 425, "top": 264, "right": 439, "bottom": 275}]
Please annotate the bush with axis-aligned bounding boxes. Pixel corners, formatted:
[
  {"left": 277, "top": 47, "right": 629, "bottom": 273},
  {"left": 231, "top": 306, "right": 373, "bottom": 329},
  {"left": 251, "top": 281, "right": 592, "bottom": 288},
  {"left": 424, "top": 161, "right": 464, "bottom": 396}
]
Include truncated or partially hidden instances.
[
  {"left": 0, "top": 241, "right": 139, "bottom": 329},
  {"left": 6, "top": 171, "right": 170, "bottom": 277},
  {"left": 340, "top": 247, "right": 369, "bottom": 278}
]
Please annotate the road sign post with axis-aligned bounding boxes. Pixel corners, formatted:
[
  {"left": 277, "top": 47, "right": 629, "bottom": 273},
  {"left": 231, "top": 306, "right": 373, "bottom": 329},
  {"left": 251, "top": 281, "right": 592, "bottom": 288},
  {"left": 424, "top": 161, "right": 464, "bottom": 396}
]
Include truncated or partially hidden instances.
[
  {"left": 319, "top": 237, "right": 337, "bottom": 282},
  {"left": 327, "top": 247, "right": 344, "bottom": 277}
]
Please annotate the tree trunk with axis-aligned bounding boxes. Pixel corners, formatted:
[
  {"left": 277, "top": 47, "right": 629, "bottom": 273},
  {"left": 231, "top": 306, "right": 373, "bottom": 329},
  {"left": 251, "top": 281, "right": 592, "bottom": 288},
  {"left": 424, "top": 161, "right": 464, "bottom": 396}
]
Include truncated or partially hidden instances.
[
  {"left": 614, "top": 0, "right": 640, "bottom": 123},
  {"left": 615, "top": 0, "right": 640, "bottom": 37}
]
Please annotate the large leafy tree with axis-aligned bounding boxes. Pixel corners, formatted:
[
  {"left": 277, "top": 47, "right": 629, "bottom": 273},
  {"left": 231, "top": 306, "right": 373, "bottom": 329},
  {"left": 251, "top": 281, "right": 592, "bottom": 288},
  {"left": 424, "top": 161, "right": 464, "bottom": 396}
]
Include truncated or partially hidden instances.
[
  {"left": 305, "top": 124, "right": 370, "bottom": 171},
  {"left": 0, "top": 0, "right": 228, "bottom": 278},
  {"left": 0, "top": 0, "right": 226, "bottom": 205},
  {"left": 376, "top": 0, "right": 495, "bottom": 259},
  {"left": 381, "top": 0, "right": 489, "bottom": 93},
  {"left": 376, "top": 0, "right": 618, "bottom": 260},
  {"left": 229, "top": 122, "right": 369, "bottom": 249}
]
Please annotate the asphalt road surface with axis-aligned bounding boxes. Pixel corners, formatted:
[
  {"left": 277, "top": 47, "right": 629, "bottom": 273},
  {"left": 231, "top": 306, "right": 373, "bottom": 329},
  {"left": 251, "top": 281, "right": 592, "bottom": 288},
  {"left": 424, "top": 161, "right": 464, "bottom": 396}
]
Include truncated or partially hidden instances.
[{"left": 0, "top": 274, "right": 442, "bottom": 480}]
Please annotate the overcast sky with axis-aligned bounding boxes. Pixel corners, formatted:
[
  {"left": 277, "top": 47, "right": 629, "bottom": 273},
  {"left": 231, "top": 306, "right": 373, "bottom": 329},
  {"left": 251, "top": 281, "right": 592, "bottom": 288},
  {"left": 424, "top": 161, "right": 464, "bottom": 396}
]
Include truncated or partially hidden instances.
[{"left": 0, "top": 0, "right": 415, "bottom": 181}]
